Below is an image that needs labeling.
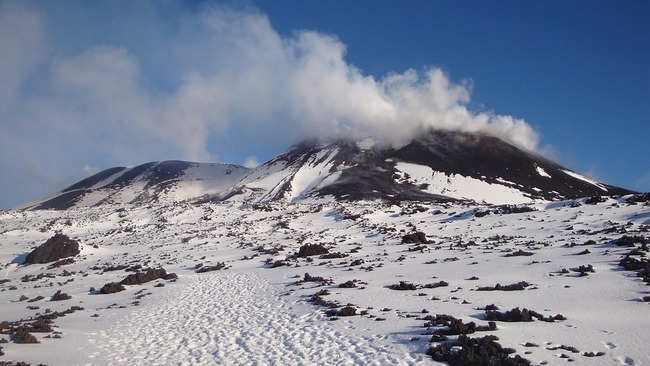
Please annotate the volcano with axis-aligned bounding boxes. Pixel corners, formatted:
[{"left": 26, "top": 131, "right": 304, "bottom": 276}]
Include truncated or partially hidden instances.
[
  {"left": 214, "top": 129, "right": 633, "bottom": 204},
  {"left": 21, "top": 129, "right": 633, "bottom": 210}
]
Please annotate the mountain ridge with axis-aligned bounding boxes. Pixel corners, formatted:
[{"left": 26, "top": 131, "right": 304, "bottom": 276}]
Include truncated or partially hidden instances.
[
  {"left": 18, "top": 130, "right": 635, "bottom": 210},
  {"left": 213, "top": 129, "right": 633, "bottom": 204},
  {"left": 19, "top": 161, "right": 250, "bottom": 210}
]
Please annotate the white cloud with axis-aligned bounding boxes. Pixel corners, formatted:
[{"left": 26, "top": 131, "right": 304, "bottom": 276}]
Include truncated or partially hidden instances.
[
  {"left": 0, "top": 1, "right": 46, "bottom": 107},
  {"left": 83, "top": 165, "right": 100, "bottom": 176},
  {"left": 0, "top": 2, "right": 541, "bottom": 207},
  {"left": 243, "top": 156, "right": 260, "bottom": 169}
]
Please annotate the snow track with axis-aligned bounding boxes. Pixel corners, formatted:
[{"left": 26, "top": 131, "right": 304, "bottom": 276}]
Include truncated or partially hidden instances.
[{"left": 96, "top": 271, "right": 422, "bottom": 365}]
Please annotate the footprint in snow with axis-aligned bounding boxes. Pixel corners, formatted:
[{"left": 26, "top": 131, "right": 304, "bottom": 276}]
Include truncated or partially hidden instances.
[
  {"left": 618, "top": 356, "right": 636, "bottom": 365},
  {"left": 604, "top": 341, "right": 617, "bottom": 349}
]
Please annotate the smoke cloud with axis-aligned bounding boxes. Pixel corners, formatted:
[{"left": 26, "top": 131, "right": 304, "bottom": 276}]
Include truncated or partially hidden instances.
[{"left": 0, "top": 2, "right": 539, "bottom": 207}]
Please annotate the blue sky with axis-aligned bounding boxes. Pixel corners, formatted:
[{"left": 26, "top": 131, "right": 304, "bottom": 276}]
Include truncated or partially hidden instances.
[{"left": 0, "top": 0, "right": 648, "bottom": 208}]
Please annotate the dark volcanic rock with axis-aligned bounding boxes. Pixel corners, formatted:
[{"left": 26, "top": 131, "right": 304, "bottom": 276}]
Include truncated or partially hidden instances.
[
  {"left": 402, "top": 232, "right": 429, "bottom": 244},
  {"left": 50, "top": 290, "right": 72, "bottom": 301},
  {"left": 325, "top": 306, "right": 357, "bottom": 317},
  {"left": 120, "top": 268, "right": 173, "bottom": 285},
  {"left": 24, "top": 233, "right": 80, "bottom": 265},
  {"left": 195, "top": 263, "right": 227, "bottom": 273},
  {"left": 388, "top": 281, "right": 418, "bottom": 291},
  {"left": 427, "top": 334, "right": 530, "bottom": 365},
  {"left": 296, "top": 244, "right": 329, "bottom": 257},
  {"left": 99, "top": 282, "right": 126, "bottom": 294}
]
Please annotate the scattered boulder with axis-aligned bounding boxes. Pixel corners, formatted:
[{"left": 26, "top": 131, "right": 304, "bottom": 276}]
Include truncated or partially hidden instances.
[
  {"left": 325, "top": 306, "right": 357, "bottom": 317},
  {"left": 320, "top": 252, "right": 348, "bottom": 259},
  {"left": 613, "top": 235, "right": 647, "bottom": 247},
  {"left": 50, "top": 290, "right": 72, "bottom": 301},
  {"left": 310, "top": 289, "right": 338, "bottom": 309},
  {"left": 195, "top": 263, "right": 227, "bottom": 273},
  {"left": 504, "top": 250, "right": 534, "bottom": 257},
  {"left": 423, "top": 313, "right": 497, "bottom": 336},
  {"left": 339, "top": 280, "right": 357, "bottom": 288},
  {"left": 475, "top": 205, "right": 537, "bottom": 218},
  {"left": 28, "top": 296, "right": 45, "bottom": 303},
  {"left": 485, "top": 307, "right": 565, "bottom": 322},
  {"left": 99, "top": 282, "right": 126, "bottom": 294},
  {"left": 47, "top": 257, "right": 76, "bottom": 269},
  {"left": 24, "top": 233, "right": 80, "bottom": 265},
  {"left": 476, "top": 281, "right": 531, "bottom": 291},
  {"left": 583, "top": 351, "right": 606, "bottom": 357},
  {"left": 402, "top": 232, "right": 429, "bottom": 244},
  {"left": 625, "top": 193, "right": 650, "bottom": 204},
  {"left": 485, "top": 307, "right": 533, "bottom": 322},
  {"left": 571, "top": 264, "right": 594, "bottom": 274},
  {"left": 296, "top": 244, "right": 329, "bottom": 257},
  {"left": 299, "top": 272, "right": 332, "bottom": 285},
  {"left": 423, "top": 281, "right": 449, "bottom": 289},
  {"left": 11, "top": 327, "right": 39, "bottom": 344},
  {"left": 427, "top": 334, "right": 531, "bottom": 365},
  {"left": 387, "top": 281, "right": 418, "bottom": 291},
  {"left": 28, "top": 318, "right": 53, "bottom": 333},
  {"left": 585, "top": 196, "right": 607, "bottom": 204},
  {"left": 270, "top": 260, "right": 287, "bottom": 268},
  {"left": 120, "top": 268, "right": 175, "bottom": 285}
]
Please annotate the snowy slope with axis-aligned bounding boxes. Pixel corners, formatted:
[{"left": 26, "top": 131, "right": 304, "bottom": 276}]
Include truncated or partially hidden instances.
[
  {"left": 19, "top": 161, "right": 250, "bottom": 210},
  {"left": 217, "top": 130, "right": 632, "bottom": 205},
  {"left": 1, "top": 193, "right": 649, "bottom": 365},
  {"left": 393, "top": 161, "right": 532, "bottom": 204},
  {"left": 228, "top": 142, "right": 344, "bottom": 203}
]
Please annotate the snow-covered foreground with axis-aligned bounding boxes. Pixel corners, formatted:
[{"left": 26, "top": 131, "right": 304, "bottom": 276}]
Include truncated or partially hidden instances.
[
  {"left": 92, "top": 271, "right": 422, "bottom": 365},
  {"left": 0, "top": 196, "right": 649, "bottom": 365}
]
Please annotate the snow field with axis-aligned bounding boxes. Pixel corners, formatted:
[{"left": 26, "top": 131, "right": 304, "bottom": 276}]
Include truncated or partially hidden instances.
[
  {"left": 0, "top": 196, "right": 649, "bottom": 365},
  {"left": 93, "top": 270, "right": 422, "bottom": 366},
  {"left": 394, "top": 162, "right": 532, "bottom": 204}
]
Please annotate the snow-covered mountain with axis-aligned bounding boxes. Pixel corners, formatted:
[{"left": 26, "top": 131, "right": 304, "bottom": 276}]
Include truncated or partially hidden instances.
[
  {"left": 19, "top": 161, "right": 250, "bottom": 210},
  {"left": 20, "top": 130, "right": 632, "bottom": 210},
  {"left": 213, "top": 130, "right": 632, "bottom": 204}
]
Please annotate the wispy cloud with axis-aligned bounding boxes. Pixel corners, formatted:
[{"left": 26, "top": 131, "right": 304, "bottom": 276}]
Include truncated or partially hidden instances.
[
  {"left": 0, "top": 2, "right": 540, "bottom": 207},
  {"left": 243, "top": 156, "right": 260, "bottom": 169}
]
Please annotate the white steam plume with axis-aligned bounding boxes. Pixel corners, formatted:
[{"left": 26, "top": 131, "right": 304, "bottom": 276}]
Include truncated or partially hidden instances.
[{"left": 0, "top": 2, "right": 539, "bottom": 207}]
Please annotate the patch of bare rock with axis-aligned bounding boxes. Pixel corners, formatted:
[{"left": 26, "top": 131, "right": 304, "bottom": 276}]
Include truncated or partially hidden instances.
[{"left": 24, "top": 234, "right": 80, "bottom": 265}]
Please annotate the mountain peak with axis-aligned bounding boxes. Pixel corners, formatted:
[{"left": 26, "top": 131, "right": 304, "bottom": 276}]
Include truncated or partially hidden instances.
[{"left": 217, "top": 129, "right": 633, "bottom": 204}]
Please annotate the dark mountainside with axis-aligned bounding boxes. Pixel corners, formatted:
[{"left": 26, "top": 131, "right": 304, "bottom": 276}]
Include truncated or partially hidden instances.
[
  {"left": 317, "top": 130, "right": 632, "bottom": 201},
  {"left": 232, "top": 129, "right": 633, "bottom": 203}
]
